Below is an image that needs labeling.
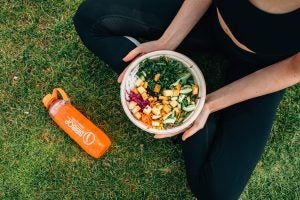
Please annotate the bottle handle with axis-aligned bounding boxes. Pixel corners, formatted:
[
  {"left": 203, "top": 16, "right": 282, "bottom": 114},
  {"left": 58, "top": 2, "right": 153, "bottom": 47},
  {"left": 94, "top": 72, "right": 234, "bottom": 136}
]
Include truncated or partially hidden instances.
[
  {"left": 52, "top": 88, "right": 70, "bottom": 101},
  {"left": 43, "top": 88, "right": 71, "bottom": 109}
]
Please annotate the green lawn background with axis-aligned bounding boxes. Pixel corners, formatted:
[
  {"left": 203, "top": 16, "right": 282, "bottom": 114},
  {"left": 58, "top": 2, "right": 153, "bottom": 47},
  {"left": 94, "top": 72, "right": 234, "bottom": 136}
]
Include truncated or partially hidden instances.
[{"left": 0, "top": 0, "right": 299, "bottom": 199}]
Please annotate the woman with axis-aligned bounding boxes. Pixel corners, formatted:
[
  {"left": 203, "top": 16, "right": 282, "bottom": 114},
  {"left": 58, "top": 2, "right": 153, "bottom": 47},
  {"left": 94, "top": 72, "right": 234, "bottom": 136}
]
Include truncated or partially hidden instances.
[{"left": 73, "top": 0, "right": 300, "bottom": 199}]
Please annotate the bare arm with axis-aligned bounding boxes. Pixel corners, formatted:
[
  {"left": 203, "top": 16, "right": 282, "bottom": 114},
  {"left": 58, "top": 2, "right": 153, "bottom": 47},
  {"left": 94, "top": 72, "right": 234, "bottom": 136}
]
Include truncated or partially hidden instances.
[
  {"left": 182, "top": 52, "right": 300, "bottom": 139},
  {"left": 156, "top": 52, "right": 300, "bottom": 140},
  {"left": 160, "top": 0, "right": 213, "bottom": 50},
  {"left": 206, "top": 52, "right": 300, "bottom": 113},
  {"left": 122, "top": 0, "right": 212, "bottom": 62},
  {"left": 119, "top": 0, "right": 212, "bottom": 83}
]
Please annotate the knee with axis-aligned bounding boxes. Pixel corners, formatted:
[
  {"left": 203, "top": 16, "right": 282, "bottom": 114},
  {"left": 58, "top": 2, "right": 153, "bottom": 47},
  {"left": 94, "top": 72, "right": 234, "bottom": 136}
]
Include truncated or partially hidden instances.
[
  {"left": 73, "top": 2, "right": 89, "bottom": 34},
  {"left": 73, "top": 0, "right": 104, "bottom": 33}
]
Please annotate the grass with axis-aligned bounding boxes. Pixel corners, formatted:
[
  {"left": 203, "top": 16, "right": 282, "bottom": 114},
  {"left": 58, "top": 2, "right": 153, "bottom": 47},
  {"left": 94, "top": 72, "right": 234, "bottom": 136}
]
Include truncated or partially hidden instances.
[{"left": 0, "top": 0, "right": 299, "bottom": 199}]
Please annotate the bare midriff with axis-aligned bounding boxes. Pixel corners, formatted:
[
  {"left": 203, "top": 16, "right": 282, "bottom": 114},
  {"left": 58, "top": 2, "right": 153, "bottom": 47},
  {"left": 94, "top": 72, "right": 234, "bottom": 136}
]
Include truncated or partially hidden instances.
[
  {"left": 216, "top": 0, "right": 300, "bottom": 54},
  {"left": 216, "top": 8, "right": 255, "bottom": 53}
]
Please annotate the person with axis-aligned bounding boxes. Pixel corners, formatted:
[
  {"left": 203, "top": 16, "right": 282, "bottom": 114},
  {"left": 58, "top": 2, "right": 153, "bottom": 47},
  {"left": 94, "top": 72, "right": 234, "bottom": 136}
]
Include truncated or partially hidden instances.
[{"left": 73, "top": 0, "right": 300, "bottom": 199}]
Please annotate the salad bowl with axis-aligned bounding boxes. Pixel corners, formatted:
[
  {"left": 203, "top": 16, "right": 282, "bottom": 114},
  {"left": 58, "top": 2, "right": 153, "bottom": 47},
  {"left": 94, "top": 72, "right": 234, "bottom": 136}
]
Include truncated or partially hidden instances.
[{"left": 120, "top": 50, "right": 206, "bottom": 135}]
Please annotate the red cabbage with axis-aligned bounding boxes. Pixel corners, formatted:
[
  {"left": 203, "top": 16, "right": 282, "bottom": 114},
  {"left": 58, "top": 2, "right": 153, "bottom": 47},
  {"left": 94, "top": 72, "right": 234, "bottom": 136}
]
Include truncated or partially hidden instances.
[{"left": 128, "top": 91, "right": 150, "bottom": 109}]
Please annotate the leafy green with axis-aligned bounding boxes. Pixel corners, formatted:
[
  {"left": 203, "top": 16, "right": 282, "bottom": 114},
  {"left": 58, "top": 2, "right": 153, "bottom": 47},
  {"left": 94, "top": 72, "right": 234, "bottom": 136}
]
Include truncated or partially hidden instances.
[
  {"left": 137, "top": 56, "right": 189, "bottom": 91},
  {"left": 181, "top": 98, "right": 189, "bottom": 108},
  {"left": 147, "top": 79, "right": 155, "bottom": 92},
  {"left": 186, "top": 76, "right": 194, "bottom": 85}
]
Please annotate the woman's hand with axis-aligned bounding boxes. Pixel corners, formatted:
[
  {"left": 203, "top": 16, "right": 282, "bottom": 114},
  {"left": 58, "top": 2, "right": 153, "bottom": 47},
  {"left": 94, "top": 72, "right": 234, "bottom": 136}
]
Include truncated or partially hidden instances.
[
  {"left": 118, "top": 0, "right": 213, "bottom": 83},
  {"left": 154, "top": 103, "right": 211, "bottom": 141},
  {"left": 117, "top": 39, "right": 172, "bottom": 83},
  {"left": 123, "top": 39, "right": 172, "bottom": 62}
]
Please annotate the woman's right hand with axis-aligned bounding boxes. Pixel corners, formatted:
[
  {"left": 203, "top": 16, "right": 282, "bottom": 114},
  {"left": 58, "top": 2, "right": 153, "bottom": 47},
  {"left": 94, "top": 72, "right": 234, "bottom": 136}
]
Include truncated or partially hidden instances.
[
  {"left": 117, "top": 39, "right": 173, "bottom": 83},
  {"left": 122, "top": 39, "right": 172, "bottom": 62}
]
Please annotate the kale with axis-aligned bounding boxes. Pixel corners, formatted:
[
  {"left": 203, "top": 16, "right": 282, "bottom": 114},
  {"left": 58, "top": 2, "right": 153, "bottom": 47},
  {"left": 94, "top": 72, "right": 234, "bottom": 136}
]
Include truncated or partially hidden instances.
[
  {"left": 181, "top": 98, "right": 189, "bottom": 108},
  {"left": 137, "top": 56, "right": 190, "bottom": 92},
  {"left": 186, "top": 76, "right": 194, "bottom": 85},
  {"left": 147, "top": 79, "right": 155, "bottom": 91}
]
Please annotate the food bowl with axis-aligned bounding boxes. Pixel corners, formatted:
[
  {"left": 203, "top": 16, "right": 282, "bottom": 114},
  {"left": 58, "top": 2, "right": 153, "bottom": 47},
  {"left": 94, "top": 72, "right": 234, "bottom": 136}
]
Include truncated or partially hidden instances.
[{"left": 120, "top": 50, "right": 206, "bottom": 135}]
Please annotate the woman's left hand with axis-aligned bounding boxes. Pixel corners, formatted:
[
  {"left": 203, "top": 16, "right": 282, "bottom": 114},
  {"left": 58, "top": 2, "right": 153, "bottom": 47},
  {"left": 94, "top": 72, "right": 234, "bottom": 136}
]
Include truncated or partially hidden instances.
[{"left": 154, "top": 103, "right": 211, "bottom": 141}]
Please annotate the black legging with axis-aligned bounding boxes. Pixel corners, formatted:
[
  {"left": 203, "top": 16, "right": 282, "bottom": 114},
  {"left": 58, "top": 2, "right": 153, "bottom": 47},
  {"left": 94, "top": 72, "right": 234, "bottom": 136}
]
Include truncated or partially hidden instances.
[{"left": 73, "top": 0, "right": 285, "bottom": 199}]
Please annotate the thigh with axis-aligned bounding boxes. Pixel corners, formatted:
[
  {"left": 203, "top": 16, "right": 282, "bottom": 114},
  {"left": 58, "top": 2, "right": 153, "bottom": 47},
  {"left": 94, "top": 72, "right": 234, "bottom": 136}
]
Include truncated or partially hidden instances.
[
  {"left": 197, "top": 90, "right": 285, "bottom": 200},
  {"left": 74, "top": 0, "right": 181, "bottom": 73},
  {"left": 75, "top": 0, "right": 182, "bottom": 38},
  {"left": 181, "top": 112, "right": 220, "bottom": 195},
  {"left": 75, "top": 0, "right": 215, "bottom": 50}
]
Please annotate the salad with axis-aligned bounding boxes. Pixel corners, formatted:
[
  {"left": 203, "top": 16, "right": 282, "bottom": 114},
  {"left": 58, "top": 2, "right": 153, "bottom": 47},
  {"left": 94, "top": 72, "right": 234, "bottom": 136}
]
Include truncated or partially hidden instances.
[{"left": 127, "top": 56, "right": 199, "bottom": 130}]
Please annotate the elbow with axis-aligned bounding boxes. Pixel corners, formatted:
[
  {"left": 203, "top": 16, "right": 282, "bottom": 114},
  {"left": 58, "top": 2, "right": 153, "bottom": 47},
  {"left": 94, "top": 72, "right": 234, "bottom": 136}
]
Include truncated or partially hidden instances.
[{"left": 290, "top": 52, "right": 300, "bottom": 82}]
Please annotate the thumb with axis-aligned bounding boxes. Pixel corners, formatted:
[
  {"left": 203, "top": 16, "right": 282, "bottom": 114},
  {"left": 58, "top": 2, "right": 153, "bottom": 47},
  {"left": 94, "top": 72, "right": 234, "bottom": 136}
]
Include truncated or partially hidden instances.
[
  {"left": 123, "top": 46, "right": 142, "bottom": 62},
  {"left": 153, "top": 132, "right": 178, "bottom": 139},
  {"left": 117, "top": 66, "right": 128, "bottom": 83},
  {"left": 182, "top": 125, "right": 198, "bottom": 141}
]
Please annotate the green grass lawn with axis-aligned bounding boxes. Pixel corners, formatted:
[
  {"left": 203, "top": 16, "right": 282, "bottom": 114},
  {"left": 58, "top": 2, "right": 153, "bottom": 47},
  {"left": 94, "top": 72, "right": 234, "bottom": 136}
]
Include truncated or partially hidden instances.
[{"left": 0, "top": 1, "right": 299, "bottom": 199}]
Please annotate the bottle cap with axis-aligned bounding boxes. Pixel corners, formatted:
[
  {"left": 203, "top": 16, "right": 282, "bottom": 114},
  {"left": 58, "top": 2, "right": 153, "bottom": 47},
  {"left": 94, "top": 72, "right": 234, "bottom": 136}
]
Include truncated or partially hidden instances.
[
  {"left": 42, "top": 88, "right": 69, "bottom": 109},
  {"left": 42, "top": 94, "right": 57, "bottom": 109}
]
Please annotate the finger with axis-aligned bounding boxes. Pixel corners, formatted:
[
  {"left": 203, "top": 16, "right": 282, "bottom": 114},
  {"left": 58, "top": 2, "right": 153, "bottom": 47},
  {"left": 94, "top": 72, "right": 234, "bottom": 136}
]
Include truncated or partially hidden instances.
[
  {"left": 122, "top": 46, "right": 142, "bottom": 62},
  {"left": 117, "top": 66, "right": 128, "bottom": 83},
  {"left": 117, "top": 71, "right": 125, "bottom": 83},
  {"left": 154, "top": 132, "right": 178, "bottom": 139},
  {"left": 182, "top": 125, "right": 201, "bottom": 141}
]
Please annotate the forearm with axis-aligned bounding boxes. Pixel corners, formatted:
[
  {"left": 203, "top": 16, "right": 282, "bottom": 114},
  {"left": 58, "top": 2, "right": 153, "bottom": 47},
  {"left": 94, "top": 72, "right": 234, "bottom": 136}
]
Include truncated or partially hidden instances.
[
  {"left": 207, "top": 53, "right": 300, "bottom": 113},
  {"left": 159, "top": 0, "right": 212, "bottom": 50}
]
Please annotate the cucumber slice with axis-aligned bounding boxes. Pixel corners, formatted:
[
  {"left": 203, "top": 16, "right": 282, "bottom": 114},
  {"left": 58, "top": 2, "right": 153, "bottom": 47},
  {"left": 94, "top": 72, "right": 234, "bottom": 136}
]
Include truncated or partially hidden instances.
[
  {"left": 182, "top": 105, "right": 196, "bottom": 112},
  {"left": 187, "top": 96, "right": 191, "bottom": 104},
  {"left": 180, "top": 87, "right": 192, "bottom": 94},
  {"left": 182, "top": 85, "right": 192, "bottom": 88},
  {"left": 178, "top": 94, "right": 186, "bottom": 103},
  {"left": 141, "top": 71, "right": 147, "bottom": 78},
  {"left": 163, "top": 118, "right": 176, "bottom": 124},
  {"left": 162, "top": 112, "right": 173, "bottom": 120},
  {"left": 139, "top": 75, "right": 145, "bottom": 81},
  {"left": 171, "top": 110, "right": 176, "bottom": 118}
]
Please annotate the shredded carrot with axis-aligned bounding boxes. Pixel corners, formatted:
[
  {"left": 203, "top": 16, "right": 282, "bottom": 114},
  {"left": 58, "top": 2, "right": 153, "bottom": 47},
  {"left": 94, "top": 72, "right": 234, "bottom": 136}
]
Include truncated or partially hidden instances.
[
  {"left": 149, "top": 101, "right": 156, "bottom": 107},
  {"left": 141, "top": 113, "right": 152, "bottom": 127}
]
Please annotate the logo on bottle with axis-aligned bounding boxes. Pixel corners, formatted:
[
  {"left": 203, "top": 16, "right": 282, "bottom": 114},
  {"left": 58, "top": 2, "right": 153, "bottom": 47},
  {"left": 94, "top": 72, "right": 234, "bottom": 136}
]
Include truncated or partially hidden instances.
[{"left": 65, "top": 117, "right": 96, "bottom": 145}]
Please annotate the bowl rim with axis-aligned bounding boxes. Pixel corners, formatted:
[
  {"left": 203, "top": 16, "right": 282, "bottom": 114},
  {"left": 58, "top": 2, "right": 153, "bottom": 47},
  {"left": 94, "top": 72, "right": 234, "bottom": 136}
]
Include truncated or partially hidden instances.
[{"left": 120, "top": 50, "right": 206, "bottom": 135}]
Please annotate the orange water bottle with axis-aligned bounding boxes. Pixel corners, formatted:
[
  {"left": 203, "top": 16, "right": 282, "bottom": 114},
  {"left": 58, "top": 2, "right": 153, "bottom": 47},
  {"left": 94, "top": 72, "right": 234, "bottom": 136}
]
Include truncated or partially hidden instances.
[{"left": 42, "top": 88, "right": 111, "bottom": 158}]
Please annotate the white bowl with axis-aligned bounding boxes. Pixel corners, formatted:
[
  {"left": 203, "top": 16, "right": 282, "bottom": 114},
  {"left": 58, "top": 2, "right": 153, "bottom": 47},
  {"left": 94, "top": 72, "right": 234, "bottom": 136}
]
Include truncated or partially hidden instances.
[{"left": 120, "top": 50, "right": 206, "bottom": 135}]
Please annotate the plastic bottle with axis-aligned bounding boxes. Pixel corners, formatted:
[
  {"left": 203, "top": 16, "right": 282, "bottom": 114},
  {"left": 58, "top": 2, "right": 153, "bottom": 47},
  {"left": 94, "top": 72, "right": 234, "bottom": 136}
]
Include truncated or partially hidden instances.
[{"left": 42, "top": 88, "right": 111, "bottom": 158}]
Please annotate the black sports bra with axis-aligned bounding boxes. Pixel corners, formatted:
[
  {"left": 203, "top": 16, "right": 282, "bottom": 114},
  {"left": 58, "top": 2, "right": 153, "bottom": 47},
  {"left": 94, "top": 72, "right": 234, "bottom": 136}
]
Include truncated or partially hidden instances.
[{"left": 214, "top": 0, "right": 300, "bottom": 57}]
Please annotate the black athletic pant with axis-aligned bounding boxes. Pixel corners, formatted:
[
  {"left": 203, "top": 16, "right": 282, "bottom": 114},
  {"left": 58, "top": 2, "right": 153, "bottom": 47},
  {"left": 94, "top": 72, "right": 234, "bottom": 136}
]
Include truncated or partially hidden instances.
[{"left": 73, "top": 0, "right": 285, "bottom": 199}]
